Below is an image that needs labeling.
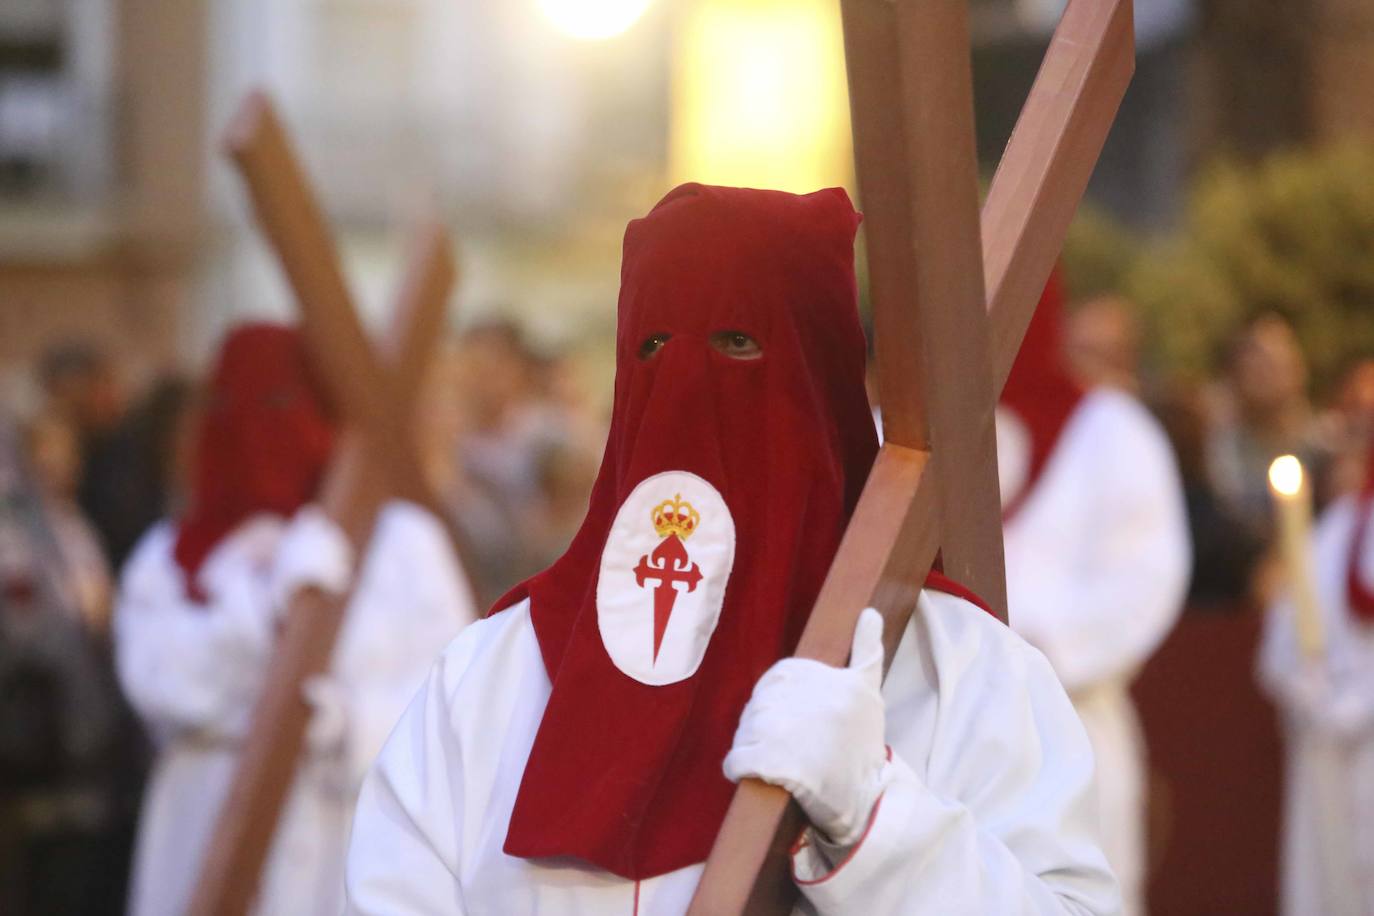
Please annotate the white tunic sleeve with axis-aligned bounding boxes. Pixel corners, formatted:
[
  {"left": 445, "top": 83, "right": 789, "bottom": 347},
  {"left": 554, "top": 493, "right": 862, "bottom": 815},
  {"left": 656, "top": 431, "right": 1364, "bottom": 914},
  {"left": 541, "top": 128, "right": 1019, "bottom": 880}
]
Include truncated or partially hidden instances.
[
  {"left": 333, "top": 502, "right": 479, "bottom": 791},
  {"left": 114, "top": 522, "right": 278, "bottom": 740},
  {"left": 1008, "top": 392, "right": 1192, "bottom": 692},
  {"left": 792, "top": 591, "right": 1121, "bottom": 915},
  {"left": 343, "top": 623, "right": 484, "bottom": 915}
]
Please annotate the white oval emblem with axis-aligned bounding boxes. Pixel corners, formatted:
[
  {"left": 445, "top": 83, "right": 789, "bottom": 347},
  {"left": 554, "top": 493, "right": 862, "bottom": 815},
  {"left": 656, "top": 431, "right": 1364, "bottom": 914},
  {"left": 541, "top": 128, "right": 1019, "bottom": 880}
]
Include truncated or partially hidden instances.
[{"left": 596, "top": 470, "right": 736, "bottom": 686}]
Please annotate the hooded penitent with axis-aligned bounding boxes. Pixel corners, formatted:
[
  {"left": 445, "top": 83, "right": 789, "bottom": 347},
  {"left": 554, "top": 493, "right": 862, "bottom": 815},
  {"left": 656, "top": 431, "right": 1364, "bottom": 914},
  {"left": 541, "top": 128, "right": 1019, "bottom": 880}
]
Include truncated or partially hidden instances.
[
  {"left": 173, "top": 324, "right": 335, "bottom": 598},
  {"left": 998, "top": 268, "right": 1086, "bottom": 521},
  {"left": 495, "top": 183, "right": 982, "bottom": 880}
]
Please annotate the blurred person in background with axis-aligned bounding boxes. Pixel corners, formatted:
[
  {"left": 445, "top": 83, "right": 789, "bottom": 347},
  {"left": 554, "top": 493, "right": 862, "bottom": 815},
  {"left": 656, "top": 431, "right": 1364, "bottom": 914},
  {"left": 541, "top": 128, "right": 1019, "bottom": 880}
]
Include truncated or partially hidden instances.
[
  {"left": 0, "top": 414, "right": 129, "bottom": 916},
  {"left": 1315, "top": 359, "right": 1374, "bottom": 502},
  {"left": 1207, "top": 314, "right": 1334, "bottom": 557},
  {"left": 1155, "top": 382, "right": 1269, "bottom": 610},
  {"left": 114, "top": 323, "right": 475, "bottom": 915},
  {"left": 449, "top": 319, "right": 541, "bottom": 597},
  {"left": 1066, "top": 293, "right": 1144, "bottom": 392},
  {"left": 450, "top": 319, "right": 600, "bottom": 599},
  {"left": 996, "top": 270, "right": 1192, "bottom": 915},
  {"left": 36, "top": 343, "right": 130, "bottom": 565},
  {"left": 1258, "top": 416, "right": 1374, "bottom": 914},
  {"left": 522, "top": 350, "right": 602, "bottom": 571},
  {"left": 81, "top": 376, "right": 201, "bottom": 571},
  {"left": 22, "top": 411, "right": 112, "bottom": 635}
]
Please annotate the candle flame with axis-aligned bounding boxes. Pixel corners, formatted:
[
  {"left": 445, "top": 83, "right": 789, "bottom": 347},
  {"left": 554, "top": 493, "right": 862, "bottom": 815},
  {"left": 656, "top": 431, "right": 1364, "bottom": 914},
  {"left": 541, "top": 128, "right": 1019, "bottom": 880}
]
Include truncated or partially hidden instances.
[{"left": 1269, "top": 454, "right": 1305, "bottom": 497}]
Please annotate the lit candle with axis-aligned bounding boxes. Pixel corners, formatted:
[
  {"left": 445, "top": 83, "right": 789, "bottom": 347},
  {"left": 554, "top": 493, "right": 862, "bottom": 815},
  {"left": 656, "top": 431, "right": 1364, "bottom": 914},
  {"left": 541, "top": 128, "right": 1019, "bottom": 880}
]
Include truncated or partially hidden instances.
[{"left": 1268, "top": 454, "right": 1325, "bottom": 660}]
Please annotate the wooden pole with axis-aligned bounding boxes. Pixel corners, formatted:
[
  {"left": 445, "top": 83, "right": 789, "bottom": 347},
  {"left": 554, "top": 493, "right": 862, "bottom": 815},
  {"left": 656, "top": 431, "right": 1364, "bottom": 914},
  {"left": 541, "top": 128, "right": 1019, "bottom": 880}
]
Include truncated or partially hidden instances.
[
  {"left": 187, "top": 95, "right": 459, "bottom": 916},
  {"left": 686, "top": 1, "right": 1134, "bottom": 912},
  {"left": 982, "top": 0, "right": 1136, "bottom": 394}
]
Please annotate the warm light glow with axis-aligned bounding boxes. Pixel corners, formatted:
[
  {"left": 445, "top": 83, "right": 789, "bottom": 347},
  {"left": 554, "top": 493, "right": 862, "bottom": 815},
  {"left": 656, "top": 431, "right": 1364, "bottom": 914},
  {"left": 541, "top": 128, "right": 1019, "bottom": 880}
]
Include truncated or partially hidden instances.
[
  {"left": 1269, "top": 455, "right": 1305, "bottom": 498},
  {"left": 670, "top": 0, "right": 854, "bottom": 193},
  {"left": 538, "top": 0, "right": 653, "bottom": 40}
]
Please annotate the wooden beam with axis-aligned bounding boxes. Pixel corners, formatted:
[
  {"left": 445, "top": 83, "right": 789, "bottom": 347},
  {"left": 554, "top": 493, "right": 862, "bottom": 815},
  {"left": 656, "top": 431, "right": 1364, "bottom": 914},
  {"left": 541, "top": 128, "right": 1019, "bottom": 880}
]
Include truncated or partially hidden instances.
[
  {"left": 843, "top": 0, "right": 1004, "bottom": 613},
  {"left": 889, "top": 0, "right": 1005, "bottom": 615},
  {"left": 841, "top": 0, "right": 930, "bottom": 451},
  {"left": 189, "top": 95, "right": 458, "bottom": 915},
  {"left": 686, "top": 0, "right": 1135, "bottom": 911},
  {"left": 223, "top": 93, "right": 458, "bottom": 519},
  {"left": 982, "top": 0, "right": 1135, "bottom": 394},
  {"left": 688, "top": 445, "right": 935, "bottom": 914},
  {"left": 223, "top": 93, "right": 386, "bottom": 433}
]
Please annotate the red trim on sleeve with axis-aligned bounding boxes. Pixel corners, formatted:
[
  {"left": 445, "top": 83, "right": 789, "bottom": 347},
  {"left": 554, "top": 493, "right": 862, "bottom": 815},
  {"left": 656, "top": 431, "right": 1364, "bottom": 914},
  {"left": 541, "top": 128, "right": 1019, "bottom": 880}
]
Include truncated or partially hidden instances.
[{"left": 791, "top": 795, "right": 885, "bottom": 886}]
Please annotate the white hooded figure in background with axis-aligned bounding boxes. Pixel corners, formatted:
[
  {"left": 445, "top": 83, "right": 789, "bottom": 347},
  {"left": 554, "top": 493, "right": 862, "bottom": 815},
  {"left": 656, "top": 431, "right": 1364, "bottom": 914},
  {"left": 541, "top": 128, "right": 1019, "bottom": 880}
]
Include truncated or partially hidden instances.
[
  {"left": 115, "top": 324, "right": 475, "bottom": 915},
  {"left": 996, "top": 272, "right": 1192, "bottom": 915},
  {"left": 1259, "top": 453, "right": 1374, "bottom": 916}
]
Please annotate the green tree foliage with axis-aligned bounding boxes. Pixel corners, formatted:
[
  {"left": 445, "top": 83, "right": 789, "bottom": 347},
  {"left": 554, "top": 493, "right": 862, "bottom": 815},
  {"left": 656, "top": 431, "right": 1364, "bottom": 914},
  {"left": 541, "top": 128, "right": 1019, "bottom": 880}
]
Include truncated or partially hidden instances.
[{"left": 1066, "top": 144, "right": 1374, "bottom": 393}]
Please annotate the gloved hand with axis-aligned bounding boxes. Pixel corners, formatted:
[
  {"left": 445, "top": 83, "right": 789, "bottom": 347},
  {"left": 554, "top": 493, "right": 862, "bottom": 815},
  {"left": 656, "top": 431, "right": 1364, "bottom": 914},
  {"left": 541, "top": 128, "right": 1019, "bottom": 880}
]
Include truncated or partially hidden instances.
[
  {"left": 724, "top": 607, "right": 890, "bottom": 846},
  {"left": 1288, "top": 664, "right": 1374, "bottom": 739},
  {"left": 269, "top": 506, "right": 354, "bottom": 616},
  {"left": 303, "top": 674, "right": 349, "bottom": 755}
]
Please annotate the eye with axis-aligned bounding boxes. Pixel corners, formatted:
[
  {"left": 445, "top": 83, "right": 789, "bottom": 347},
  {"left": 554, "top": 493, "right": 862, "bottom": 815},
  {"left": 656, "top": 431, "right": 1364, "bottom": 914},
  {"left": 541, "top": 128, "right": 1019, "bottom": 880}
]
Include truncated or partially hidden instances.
[
  {"left": 710, "top": 331, "right": 763, "bottom": 360},
  {"left": 638, "top": 333, "right": 672, "bottom": 361}
]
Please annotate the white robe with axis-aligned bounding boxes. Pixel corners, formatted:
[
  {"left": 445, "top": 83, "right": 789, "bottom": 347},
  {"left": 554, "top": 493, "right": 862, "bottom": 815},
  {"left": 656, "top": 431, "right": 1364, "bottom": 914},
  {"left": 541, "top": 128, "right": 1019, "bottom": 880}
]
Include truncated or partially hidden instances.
[
  {"left": 344, "top": 589, "right": 1121, "bottom": 915},
  {"left": 1258, "top": 496, "right": 1374, "bottom": 916},
  {"left": 116, "top": 501, "right": 476, "bottom": 916},
  {"left": 997, "top": 388, "right": 1192, "bottom": 916}
]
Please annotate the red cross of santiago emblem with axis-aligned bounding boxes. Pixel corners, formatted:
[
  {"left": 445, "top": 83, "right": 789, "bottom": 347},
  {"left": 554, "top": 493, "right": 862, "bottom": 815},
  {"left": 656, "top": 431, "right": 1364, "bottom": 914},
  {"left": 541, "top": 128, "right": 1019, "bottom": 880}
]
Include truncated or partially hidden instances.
[{"left": 633, "top": 494, "right": 703, "bottom": 663}]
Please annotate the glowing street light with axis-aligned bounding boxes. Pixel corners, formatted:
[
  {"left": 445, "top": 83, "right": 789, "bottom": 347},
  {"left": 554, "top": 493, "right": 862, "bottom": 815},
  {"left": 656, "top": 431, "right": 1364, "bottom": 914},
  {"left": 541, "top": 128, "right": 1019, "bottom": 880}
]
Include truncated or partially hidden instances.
[
  {"left": 538, "top": 0, "right": 653, "bottom": 40},
  {"left": 670, "top": 0, "right": 853, "bottom": 194}
]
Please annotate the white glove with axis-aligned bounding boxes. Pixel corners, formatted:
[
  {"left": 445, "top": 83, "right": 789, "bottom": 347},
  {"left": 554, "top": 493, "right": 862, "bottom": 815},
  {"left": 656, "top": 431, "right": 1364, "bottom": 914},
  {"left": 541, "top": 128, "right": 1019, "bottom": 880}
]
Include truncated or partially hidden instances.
[
  {"left": 303, "top": 674, "right": 349, "bottom": 754},
  {"left": 270, "top": 506, "right": 354, "bottom": 615},
  {"left": 724, "top": 607, "right": 890, "bottom": 846}
]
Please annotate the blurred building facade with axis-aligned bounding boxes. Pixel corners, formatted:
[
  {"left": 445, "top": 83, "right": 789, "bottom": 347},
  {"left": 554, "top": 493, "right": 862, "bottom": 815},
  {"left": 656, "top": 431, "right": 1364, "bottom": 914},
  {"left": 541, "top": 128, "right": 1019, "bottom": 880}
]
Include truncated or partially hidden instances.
[
  {"left": 0, "top": 0, "right": 205, "bottom": 394},
  {"left": 0, "top": 0, "right": 1371, "bottom": 399}
]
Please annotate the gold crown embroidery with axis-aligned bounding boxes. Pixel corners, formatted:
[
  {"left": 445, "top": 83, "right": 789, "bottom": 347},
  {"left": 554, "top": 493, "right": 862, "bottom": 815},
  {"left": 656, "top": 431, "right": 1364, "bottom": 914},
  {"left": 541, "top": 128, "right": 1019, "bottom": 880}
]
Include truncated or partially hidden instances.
[{"left": 651, "top": 494, "right": 700, "bottom": 540}]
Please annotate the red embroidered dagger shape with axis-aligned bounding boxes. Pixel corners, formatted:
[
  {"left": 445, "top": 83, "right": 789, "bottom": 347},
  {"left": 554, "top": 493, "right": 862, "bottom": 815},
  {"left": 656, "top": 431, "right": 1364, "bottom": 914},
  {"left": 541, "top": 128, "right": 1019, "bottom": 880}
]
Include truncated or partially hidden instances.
[{"left": 633, "top": 494, "right": 703, "bottom": 662}]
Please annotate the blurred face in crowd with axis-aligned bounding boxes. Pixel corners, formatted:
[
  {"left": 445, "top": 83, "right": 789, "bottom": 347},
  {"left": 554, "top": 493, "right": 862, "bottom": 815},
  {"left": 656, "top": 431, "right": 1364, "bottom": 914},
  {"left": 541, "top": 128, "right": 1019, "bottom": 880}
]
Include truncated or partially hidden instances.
[
  {"left": 25, "top": 413, "right": 82, "bottom": 501},
  {"left": 1337, "top": 360, "right": 1374, "bottom": 427},
  {"left": 1230, "top": 315, "right": 1308, "bottom": 419},
  {"left": 43, "top": 356, "right": 126, "bottom": 438},
  {"left": 1066, "top": 295, "right": 1142, "bottom": 391},
  {"left": 1328, "top": 359, "right": 1374, "bottom": 497},
  {"left": 455, "top": 323, "right": 536, "bottom": 431}
]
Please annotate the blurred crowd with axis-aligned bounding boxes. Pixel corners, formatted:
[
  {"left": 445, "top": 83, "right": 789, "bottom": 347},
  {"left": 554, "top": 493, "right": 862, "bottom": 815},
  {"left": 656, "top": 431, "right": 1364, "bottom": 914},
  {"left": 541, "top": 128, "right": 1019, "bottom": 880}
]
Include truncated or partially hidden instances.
[
  {"left": 0, "top": 321, "right": 606, "bottom": 914},
  {"left": 0, "top": 298, "right": 1369, "bottom": 913}
]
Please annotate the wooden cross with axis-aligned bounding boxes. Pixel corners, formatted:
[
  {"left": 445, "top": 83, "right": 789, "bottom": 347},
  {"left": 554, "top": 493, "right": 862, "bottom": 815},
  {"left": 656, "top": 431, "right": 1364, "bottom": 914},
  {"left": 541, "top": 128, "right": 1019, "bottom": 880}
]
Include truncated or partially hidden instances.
[
  {"left": 688, "top": 0, "right": 1135, "bottom": 912},
  {"left": 187, "top": 92, "right": 464, "bottom": 916}
]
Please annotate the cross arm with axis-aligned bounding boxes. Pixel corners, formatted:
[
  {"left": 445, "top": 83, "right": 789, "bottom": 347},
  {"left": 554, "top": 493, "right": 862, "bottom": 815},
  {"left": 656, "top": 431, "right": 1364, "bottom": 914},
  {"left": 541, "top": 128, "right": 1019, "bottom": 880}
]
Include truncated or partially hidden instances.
[
  {"left": 688, "top": 0, "right": 1134, "bottom": 912},
  {"left": 224, "top": 93, "right": 390, "bottom": 438},
  {"left": 223, "top": 92, "right": 457, "bottom": 523},
  {"left": 982, "top": 0, "right": 1135, "bottom": 393}
]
